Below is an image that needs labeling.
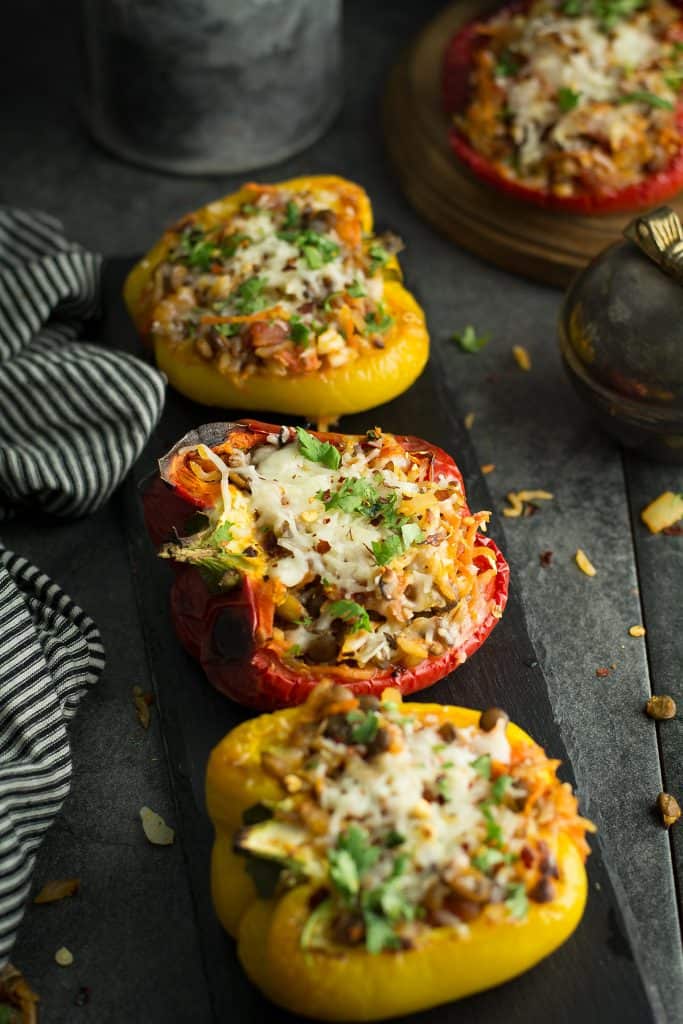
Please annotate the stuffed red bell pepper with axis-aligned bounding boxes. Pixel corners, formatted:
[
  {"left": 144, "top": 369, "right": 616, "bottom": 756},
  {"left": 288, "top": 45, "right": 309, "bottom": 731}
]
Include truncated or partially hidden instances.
[
  {"left": 443, "top": 0, "right": 683, "bottom": 214},
  {"left": 143, "top": 421, "right": 509, "bottom": 710}
]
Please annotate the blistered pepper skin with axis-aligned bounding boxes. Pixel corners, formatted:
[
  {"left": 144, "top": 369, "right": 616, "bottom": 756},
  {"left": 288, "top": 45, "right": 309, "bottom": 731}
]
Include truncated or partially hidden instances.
[
  {"left": 143, "top": 421, "right": 510, "bottom": 710},
  {"left": 206, "top": 703, "right": 589, "bottom": 1021},
  {"left": 442, "top": 8, "right": 683, "bottom": 215},
  {"left": 123, "top": 175, "right": 429, "bottom": 419}
]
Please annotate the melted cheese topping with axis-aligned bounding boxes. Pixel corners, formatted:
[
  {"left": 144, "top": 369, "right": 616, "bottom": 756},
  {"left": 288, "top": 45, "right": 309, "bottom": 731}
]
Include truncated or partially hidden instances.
[
  {"left": 458, "top": 0, "right": 682, "bottom": 194},
  {"left": 164, "top": 430, "right": 498, "bottom": 671}
]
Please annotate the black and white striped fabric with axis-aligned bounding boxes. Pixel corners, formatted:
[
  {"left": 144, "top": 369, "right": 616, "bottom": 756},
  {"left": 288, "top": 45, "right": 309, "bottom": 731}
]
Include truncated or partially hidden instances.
[{"left": 0, "top": 208, "right": 165, "bottom": 961}]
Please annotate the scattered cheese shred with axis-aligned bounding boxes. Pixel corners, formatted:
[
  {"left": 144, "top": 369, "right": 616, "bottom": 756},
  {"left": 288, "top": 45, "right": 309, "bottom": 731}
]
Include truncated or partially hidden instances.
[
  {"left": 503, "top": 489, "right": 554, "bottom": 517},
  {"left": 481, "top": 463, "right": 495, "bottom": 475},
  {"left": 54, "top": 947, "right": 73, "bottom": 967},
  {"left": 34, "top": 879, "right": 79, "bottom": 904},
  {"left": 140, "top": 806, "right": 175, "bottom": 846},
  {"left": 641, "top": 492, "right": 683, "bottom": 534},
  {"left": 575, "top": 549, "right": 596, "bottom": 577},
  {"left": 464, "top": 412, "right": 475, "bottom": 430},
  {"left": 512, "top": 345, "right": 531, "bottom": 371},
  {"left": 629, "top": 625, "right": 646, "bottom": 637}
]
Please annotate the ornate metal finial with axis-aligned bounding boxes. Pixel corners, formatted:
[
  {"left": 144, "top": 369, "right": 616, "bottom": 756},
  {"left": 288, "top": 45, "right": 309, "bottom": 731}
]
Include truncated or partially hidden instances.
[{"left": 624, "top": 207, "right": 683, "bottom": 284}]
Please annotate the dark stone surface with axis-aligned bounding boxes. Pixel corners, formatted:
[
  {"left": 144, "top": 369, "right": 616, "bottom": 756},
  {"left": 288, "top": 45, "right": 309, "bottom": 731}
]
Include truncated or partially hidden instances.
[{"left": 2, "top": 0, "right": 681, "bottom": 1020}]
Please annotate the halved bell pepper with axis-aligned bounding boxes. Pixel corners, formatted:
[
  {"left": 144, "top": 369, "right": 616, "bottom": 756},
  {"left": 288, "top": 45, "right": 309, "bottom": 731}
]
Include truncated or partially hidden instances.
[
  {"left": 123, "top": 175, "right": 429, "bottom": 421},
  {"left": 206, "top": 688, "right": 592, "bottom": 1021},
  {"left": 142, "top": 420, "right": 509, "bottom": 710},
  {"left": 442, "top": 4, "right": 683, "bottom": 214}
]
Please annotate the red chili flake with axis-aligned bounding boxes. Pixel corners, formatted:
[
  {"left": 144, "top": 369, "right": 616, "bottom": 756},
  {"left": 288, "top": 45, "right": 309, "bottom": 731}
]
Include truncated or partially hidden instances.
[
  {"left": 539, "top": 550, "right": 553, "bottom": 567},
  {"left": 520, "top": 845, "right": 534, "bottom": 868},
  {"left": 315, "top": 540, "right": 331, "bottom": 555},
  {"left": 663, "top": 524, "right": 683, "bottom": 536},
  {"left": 595, "top": 667, "right": 611, "bottom": 678}
]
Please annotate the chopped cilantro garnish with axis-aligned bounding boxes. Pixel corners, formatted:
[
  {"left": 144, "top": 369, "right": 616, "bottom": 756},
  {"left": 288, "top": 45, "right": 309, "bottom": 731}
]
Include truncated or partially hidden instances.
[
  {"left": 471, "top": 754, "right": 492, "bottom": 779},
  {"left": 472, "top": 848, "right": 505, "bottom": 873},
  {"left": 175, "top": 229, "right": 216, "bottom": 271},
  {"left": 453, "top": 325, "right": 489, "bottom": 353},
  {"left": 368, "top": 244, "right": 390, "bottom": 274},
  {"left": 384, "top": 830, "right": 406, "bottom": 848},
  {"left": 347, "top": 280, "right": 366, "bottom": 298},
  {"left": 323, "top": 292, "right": 342, "bottom": 312},
  {"left": 323, "top": 476, "right": 379, "bottom": 514},
  {"left": 491, "top": 774, "right": 514, "bottom": 803},
  {"left": 436, "top": 776, "right": 451, "bottom": 801},
  {"left": 561, "top": 0, "right": 645, "bottom": 30},
  {"left": 346, "top": 708, "right": 380, "bottom": 743},
  {"left": 283, "top": 200, "right": 301, "bottom": 229},
  {"left": 240, "top": 202, "right": 259, "bottom": 215},
  {"left": 303, "top": 245, "right": 324, "bottom": 269},
  {"left": 495, "top": 49, "right": 519, "bottom": 77},
  {"left": 220, "top": 232, "right": 250, "bottom": 259},
  {"left": 558, "top": 87, "right": 581, "bottom": 112},
  {"left": 482, "top": 804, "right": 504, "bottom": 845},
  {"left": 364, "top": 306, "right": 394, "bottom": 333},
  {"left": 327, "top": 599, "right": 371, "bottom": 633},
  {"left": 295, "top": 427, "right": 341, "bottom": 469},
  {"left": 214, "top": 322, "right": 242, "bottom": 337},
  {"left": 232, "top": 275, "right": 269, "bottom": 315},
  {"left": 364, "top": 911, "right": 402, "bottom": 953},
  {"left": 328, "top": 848, "right": 360, "bottom": 898},
  {"left": 372, "top": 534, "right": 404, "bottom": 566},
  {"left": 288, "top": 644, "right": 302, "bottom": 658},
  {"left": 505, "top": 882, "right": 529, "bottom": 920},
  {"left": 289, "top": 314, "right": 311, "bottom": 347},
  {"left": 618, "top": 90, "right": 674, "bottom": 110},
  {"left": 328, "top": 826, "right": 380, "bottom": 900}
]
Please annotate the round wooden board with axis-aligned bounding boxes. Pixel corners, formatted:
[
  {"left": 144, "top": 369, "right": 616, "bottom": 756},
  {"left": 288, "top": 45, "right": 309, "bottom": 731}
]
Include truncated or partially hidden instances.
[{"left": 383, "top": 0, "right": 683, "bottom": 287}]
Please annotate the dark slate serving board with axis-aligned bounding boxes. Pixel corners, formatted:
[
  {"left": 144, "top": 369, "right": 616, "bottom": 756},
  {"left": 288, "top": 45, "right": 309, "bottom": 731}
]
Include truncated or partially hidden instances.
[{"left": 105, "top": 259, "right": 655, "bottom": 1024}]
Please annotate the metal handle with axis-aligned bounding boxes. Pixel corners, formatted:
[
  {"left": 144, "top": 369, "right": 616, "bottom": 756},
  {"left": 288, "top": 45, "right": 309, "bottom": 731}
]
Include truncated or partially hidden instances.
[{"left": 624, "top": 207, "right": 683, "bottom": 284}]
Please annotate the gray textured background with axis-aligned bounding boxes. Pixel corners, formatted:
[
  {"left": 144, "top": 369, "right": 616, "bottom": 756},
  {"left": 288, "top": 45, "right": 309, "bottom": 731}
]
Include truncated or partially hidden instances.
[{"left": 1, "top": 0, "right": 681, "bottom": 1021}]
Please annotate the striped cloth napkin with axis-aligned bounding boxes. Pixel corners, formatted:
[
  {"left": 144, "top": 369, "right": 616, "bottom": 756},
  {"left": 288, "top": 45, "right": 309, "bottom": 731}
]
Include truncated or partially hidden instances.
[{"left": 0, "top": 209, "right": 165, "bottom": 962}]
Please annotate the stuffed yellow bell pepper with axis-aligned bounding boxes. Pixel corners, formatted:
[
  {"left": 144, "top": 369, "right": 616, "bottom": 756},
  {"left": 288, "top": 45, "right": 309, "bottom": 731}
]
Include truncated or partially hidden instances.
[
  {"left": 207, "top": 683, "right": 595, "bottom": 1021},
  {"left": 123, "top": 175, "right": 429, "bottom": 422}
]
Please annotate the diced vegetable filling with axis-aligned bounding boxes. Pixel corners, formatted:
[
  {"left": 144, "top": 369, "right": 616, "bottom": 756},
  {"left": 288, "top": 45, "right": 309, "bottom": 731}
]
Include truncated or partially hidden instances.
[
  {"left": 161, "top": 428, "right": 503, "bottom": 672},
  {"left": 146, "top": 183, "right": 403, "bottom": 378},
  {"left": 457, "top": 0, "right": 683, "bottom": 196},
  {"left": 233, "top": 686, "right": 594, "bottom": 954}
]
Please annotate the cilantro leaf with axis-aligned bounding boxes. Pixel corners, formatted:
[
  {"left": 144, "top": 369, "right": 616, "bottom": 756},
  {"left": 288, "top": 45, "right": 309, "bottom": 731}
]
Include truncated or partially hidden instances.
[
  {"left": 558, "top": 87, "right": 581, "bottom": 112},
  {"left": 453, "top": 325, "right": 490, "bottom": 353},
  {"left": 346, "top": 708, "right": 380, "bottom": 743},
  {"left": 471, "top": 754, "right": 492, "bottom": 779},
  {"left": 481, "top": 804, "right": 504, "bottom": 845},
  {"left": 295, "top": 427, "right": 341, "bottom": 469},
  {"left": 364, "top": 306, "right": 394, "bottom": 333},
  {"left": 491, "top": 774, "right": 514, "bottom": 803},
  {"left": 333, "top": 825, "right": 380, "bottom": 879},
  {"left": 368, "top": 244, "right": 391, "bottom": 274},
  {"left": 347, "top": 280, "right": 366, "bottom": 297},
  {"left": 232, "top": 275, "right": 269, "bottom": 315},
  {"left": 472, "top": 847, "right": 505, "bottom": 873},
  {"left": 209, "top": 522, "right": 233, "bottom": 546},
  {"left": 384, "top": 830, "right": 406, "bottom": 848},
  {"left": 495, "top": 50, "right": 519, "bottom": 77},
  {"left": 618, "top": 90, "right": 674, "bottom": 110},
  {"left": 328, "top": 848, "right": 359, "bottom": 899},
  {"left": 327, "top": 599, "right": 371, "bottom": 633},
  {"left": 283, "top": 200, "right": 301, "bottom": 229},
  {"left": 303, "top": 245, "right": 324, "bottom": 269},
  {"left": 505, "top": 882, "right": 529, "bottom": 920},
  {"left": 289, "top": 314, "right": 311, "bottom": 347},
  {"left": 364, "top": 911, "right": 402, "bottom": 953},
  {"left": 372, "top": 534, "right": 404, "bottom": 566}
]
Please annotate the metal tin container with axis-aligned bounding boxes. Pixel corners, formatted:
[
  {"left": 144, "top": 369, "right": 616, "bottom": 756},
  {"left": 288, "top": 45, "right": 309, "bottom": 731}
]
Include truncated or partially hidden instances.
[
  {"left": 559, "top": 208, "right": 683, "bottom": 463},
  {"left": 81, "top": 0, "right": 342, "bottom": 175}
]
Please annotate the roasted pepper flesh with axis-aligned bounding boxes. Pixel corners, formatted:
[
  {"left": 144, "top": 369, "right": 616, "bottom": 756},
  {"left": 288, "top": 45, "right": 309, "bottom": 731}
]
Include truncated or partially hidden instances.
[
  {"left": 207, "top": 687, "right": 593, "bottom": 1021},
  {"left": 143, "top": 421, "right": 509, "bottom": 710},
  {"left": 124, "top": 175, "right": 429, "bottom": 419}
]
